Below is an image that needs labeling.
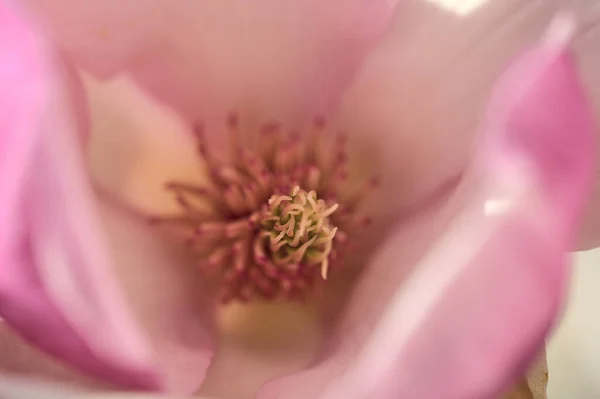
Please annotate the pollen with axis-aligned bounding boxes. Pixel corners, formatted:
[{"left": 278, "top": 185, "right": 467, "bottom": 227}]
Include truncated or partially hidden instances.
[
  {"left": 262, "top": 186, "right": 339, "bottom": 281},
  {"left": 151, "top": 113, "right": 377, "bottom": 303}
]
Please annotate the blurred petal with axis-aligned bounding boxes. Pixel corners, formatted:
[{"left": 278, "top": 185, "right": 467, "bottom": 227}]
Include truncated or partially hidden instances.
[
  {"left": 94, "top": 193, "right": 215, "bottom": 394},
  {"left": 199, "top": 302, "right": 322, "bottom": 399},
  {"left": 258, "top": 14, "right": 594, "bottom": 399},
  {"left": 85, "top": 74, "right": 204, "bottom": 215},
  {"left": 525, "top": 352, "right": 548, "bottom": 399},
  {"left": 21, "top": 0, "right": 400, "bottom": 139},
  {"left": 0, "top": 324, "right": 109, "bottom": 388},
  {"left": 337, "top": 0, "right": 600, "bottom": 221},
  {"left": 0, "top": 3, "right": 158, "bottom": 389},
  {"left": 0, "top": 375, "right": 201, "bottom": 399}
]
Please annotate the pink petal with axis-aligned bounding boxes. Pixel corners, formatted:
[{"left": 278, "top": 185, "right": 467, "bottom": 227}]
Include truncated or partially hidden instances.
[
  {"left": 85, "top": 74, "right": 206, "bottom": 215},
  {"left": 21, "top": 0, "right": 400, "bottom": 142},
  {"left": 0, "top": 323, "right": 109, "bottom": 388},
  {"left": 199, "top": 302, "right": 322, "bottom": 399},
  {"left": 258, "top": 15, "right": 594, "bottom": 399},
  {"left": 337, "top": 0, "right": 600, "bottom": 221},
  {"left": 0, "top": 375, "right": 209, "bottom": 399},
  {"left": 0, "top": 3, "right": 159, "bottom": 389},
  {"left": 93, "top": 192, "right": 215, "bottom": 394}
]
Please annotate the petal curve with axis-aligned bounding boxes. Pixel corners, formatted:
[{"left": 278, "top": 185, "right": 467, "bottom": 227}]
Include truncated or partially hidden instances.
[
  {"left": 336, "top": 0, "right": 600, "bottom": 227},
  {"left": 258, "top": 14, "right": 594, "bottom": 399},
  {"left": 21, "top": 0, "right": 400, "bottom": 135},
  {"left": 0, "top": 323, "right": 109, "bottom": 388},
  {"left": 0, "top": 375, "right": 204, "bottom": 399},
  {"left": 93, "top": 191, "right": 215, "bottom": 394},
  {"left": 0, "top": 3, "right": 160, "bottom": 389}
]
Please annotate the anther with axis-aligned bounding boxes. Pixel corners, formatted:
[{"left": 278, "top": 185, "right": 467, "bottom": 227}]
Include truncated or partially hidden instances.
[{"left": 156, "top": 114, "right": 376, "bottom": 303}]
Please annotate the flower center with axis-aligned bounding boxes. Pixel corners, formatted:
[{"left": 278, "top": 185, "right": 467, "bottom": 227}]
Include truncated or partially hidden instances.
[
  {"left": 151, "top": 113, "right": 377, "bottom": 303},
  {"left": 261, "top": 186, "right": 339, "bottom": 281}
]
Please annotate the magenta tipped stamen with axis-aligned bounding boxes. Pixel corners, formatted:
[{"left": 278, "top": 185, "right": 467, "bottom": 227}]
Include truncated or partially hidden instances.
[{"left": 154, "top": 113, "right": 375, "bottom": 303}]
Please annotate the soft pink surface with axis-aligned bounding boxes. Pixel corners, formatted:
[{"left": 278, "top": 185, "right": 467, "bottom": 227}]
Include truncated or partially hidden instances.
[
  {"left": 0, "top": 324, "right": 109, "bottom": 389},
  {"left": 20, "top": 0, "right": 400, "bottom": 153},
  {"left": 2, "top": 1, "right": 598, "bottom": 397},
  {"left": 16, "top": 0, "right": 600, "bottom": 248},
  {"left": 92, "top": 192, "right": 215, "bottom": 394},
  {"left": 0, "top": 375, "right": 198, "bottom": 399},
  {"left": 336, "top": 1, "right": 600, "bottom": 238},
  {"left": 257, "top": 15, "right": 594, "bottom": 399},
  {"left": 0, "top": 3, "right": 161, "bottom": 391}
]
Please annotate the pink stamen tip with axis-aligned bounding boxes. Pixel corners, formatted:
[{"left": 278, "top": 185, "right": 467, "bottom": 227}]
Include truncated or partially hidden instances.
[
  {"left": 257, "top": 255, "right": 268, "bottom": 264},
  {"left": 223, "top": 272, "right": 237, "bottom": 284},
  {"left": 369, "top": 176, "right": 381, "bottom": 188},
  {"left": 160, "top": 114, "right": 376, "bottom": 303},
  {"left": 262, "top": 122, "right": 280, "bottom": 134},
  {"left": 314, "top": 115, "right": 326, "bottom": 128},
  {"left": 227, "top": 112, "right": 239, "bottom": 128}
]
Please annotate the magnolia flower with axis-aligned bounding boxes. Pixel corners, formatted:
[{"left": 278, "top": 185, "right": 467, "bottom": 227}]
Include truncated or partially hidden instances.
[{"left": 0, "top": 1, "right": 599, "bottom": 399}]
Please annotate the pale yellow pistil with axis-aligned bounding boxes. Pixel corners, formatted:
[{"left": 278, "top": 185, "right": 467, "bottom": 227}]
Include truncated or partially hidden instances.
[{"left": 261, "top": 186, "right": 339, "bottom": 280}]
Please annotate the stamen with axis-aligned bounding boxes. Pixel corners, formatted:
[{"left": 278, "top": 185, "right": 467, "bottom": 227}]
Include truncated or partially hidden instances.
[
  {"left": 321, "top": 258, "right": 330, "bottom": 280},
  {"left": 223, "top": 185, "right": 248, "bottom": 215},
  {"left": 155, "top": 113, "right": 377, "bottom": 303},
  {"left": 214, "top": 166, "right": 246, "bottom": 186},
  {"left": 232, "top": 240, "right": 249, "bottom": 272},
  {"left": 259, "top": 122, "right": 281, "bottom": 168},
  {"left": 196, "top": 221, "right": 227, "bottom": 238},
  {"left": 304, "top": 166, "right": 321, "bottom": 191},
  {"left": 304, "top": 116, "right": 326, "bottom": 165},
  {"left": 227, "top": 112, "right": 241, "bottom": 164},
  {"left": 207, "top": 246, "right": 230, "bottom": 269},
  {"left": 260, "top": 186, "right": 338, "bottom": 279},
  {"left": 274, "top": 134, "right": 302, "bottom": 173}
]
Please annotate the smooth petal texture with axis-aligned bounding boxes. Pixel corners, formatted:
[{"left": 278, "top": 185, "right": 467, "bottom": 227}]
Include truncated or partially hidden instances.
[
  {"left": 85, "top": 74, "right": 205, "bottom": 215},
  {"left": 0, "top": 4, "right": 158, "bottom": 389},
  {"left": 0, "top": 376, "right": 198, "bottom": 399},
  {"left": 258, "top": 16, "right": 594, "bottom": 399},
  {"left": 0, "top": 323, "right": 110, "bottom": 389},
  {"left": 337, "top": 0, "right": 600, "bottom": 221},
  {"left": 93, "top": 193, "right": 214, "bottom": 394},
  {"left": 21, "top": 0, "right": 400, "bottom": 148},
  {"left": 199, "top": 302, "right": 322, "bottom": 399}
]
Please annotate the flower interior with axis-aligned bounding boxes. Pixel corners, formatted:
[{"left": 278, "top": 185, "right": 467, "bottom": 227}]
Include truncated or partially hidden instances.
[{"left": 151, "top": 114, "right": 377, "bottom": 303}]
